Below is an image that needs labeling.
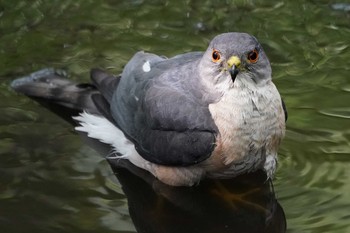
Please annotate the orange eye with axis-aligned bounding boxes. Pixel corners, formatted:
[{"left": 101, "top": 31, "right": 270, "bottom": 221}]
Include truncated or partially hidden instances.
[
  {"left": 212, "top": 50, "right": 221, "bottom": 62},
  {"left": 247, "top": 49, "right": 259, "bottom": 63}
]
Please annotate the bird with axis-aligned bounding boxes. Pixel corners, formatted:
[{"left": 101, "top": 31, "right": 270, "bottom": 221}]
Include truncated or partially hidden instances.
[{"left": 12, "top": 32, "right": 287, "bottom": 186}]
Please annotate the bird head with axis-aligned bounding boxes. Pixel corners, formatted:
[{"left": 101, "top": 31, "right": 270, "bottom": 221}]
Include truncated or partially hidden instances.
[{"left": 199, "top": 32, "right": 272, "bottom": 90}]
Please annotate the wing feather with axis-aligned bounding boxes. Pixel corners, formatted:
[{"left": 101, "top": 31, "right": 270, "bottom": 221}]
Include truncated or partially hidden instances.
[{"left": 110, "top": 51, "right": 219, "bottom": 166}]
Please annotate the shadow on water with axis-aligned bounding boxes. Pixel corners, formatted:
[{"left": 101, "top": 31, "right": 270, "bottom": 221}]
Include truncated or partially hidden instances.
[
  {"left": 109, "top": 161, "right": 286, "bottom": 233},
  {"left": 10, "top": 69, "right": 286, "bottom": 233}
]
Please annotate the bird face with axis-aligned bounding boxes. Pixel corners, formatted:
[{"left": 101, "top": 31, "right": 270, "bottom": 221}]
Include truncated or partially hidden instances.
[{"left": 200, "top": 32, "right": 272, "bottom": 89}]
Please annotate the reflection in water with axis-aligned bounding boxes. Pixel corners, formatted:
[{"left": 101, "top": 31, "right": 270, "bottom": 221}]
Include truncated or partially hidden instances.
[
  {"left": 109, "top": 159, "right": 286, "bottom": 233},
  {"left": 11, "top": 68, "right": 286, "bottom": 233}
]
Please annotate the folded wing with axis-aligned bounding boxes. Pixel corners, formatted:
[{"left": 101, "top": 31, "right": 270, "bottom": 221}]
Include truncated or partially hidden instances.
[{"left": 99, "top": 51, "right": 219, "bottom": 166}]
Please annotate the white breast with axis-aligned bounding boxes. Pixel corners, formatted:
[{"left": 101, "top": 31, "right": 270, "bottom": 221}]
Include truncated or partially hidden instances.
[{"left": 208, "top": 81, "right": 285, "bottom": 177}]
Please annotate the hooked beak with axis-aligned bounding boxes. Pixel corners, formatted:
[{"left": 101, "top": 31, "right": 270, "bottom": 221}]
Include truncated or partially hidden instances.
[{"left": 227, "top": 56, "right": 241, "bottom": 83}]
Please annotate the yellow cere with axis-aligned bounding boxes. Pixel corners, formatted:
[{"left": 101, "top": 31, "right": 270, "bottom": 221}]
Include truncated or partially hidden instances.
[{"left": 227, "top": 56, "right": 241, "bottom": 68}]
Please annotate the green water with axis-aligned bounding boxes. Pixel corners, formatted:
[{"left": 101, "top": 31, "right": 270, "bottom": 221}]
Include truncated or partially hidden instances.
[{"left": 1, "top": 0, "right": 350, "bottom": 232}]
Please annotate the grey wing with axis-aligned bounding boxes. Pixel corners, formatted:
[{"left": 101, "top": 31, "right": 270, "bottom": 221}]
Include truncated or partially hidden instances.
[{"left": 111, "top": 51, "right": 218, "bottom": 166}]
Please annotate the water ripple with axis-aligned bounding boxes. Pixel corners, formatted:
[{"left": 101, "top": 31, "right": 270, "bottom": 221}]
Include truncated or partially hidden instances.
[{"left": 319, "top": 108, "right": 350, "bottom": 119}]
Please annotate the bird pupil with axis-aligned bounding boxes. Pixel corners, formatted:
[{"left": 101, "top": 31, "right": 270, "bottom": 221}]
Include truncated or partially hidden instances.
[
  {"left": 248, "top": 50, "right": 258, "bottom": 62},
  {"left": 212, "top": 50, "right": 221, "bottom": 61},
  {"left": 249, "top": 52, "right": 256, "bottom": 60}
]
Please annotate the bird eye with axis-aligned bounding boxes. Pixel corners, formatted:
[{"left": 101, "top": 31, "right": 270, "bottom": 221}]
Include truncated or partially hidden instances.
[
  {"left": 212, "top": 50, "right": 221, "bottom": 62},
  {"left": 247, "top": 49, "right": 259, "bottom": 63}
]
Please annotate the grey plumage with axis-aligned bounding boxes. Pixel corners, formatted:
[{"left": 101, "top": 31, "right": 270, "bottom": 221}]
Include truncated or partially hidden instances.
[{"left": 111, "top": 51, "right": 219, "bottom": 166}]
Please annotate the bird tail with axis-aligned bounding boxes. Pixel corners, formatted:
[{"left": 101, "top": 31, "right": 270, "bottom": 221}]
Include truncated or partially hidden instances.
[
  {"left": 10, "top": 68, "right": 101, "bottom": 115},
  {"left": 10, "top": 68, "right": 150, "bottom": 173}
]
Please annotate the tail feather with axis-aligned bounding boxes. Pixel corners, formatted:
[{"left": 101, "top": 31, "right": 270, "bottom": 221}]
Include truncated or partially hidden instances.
[
  {"left": 11, "top": 68, "right": 100, "bottom": 115},
  {"left": 10, "top": 68, "right": 152, "bottom": 174},
  {"left": 90, "top": 68, "right": 120, "bottom": 103}
]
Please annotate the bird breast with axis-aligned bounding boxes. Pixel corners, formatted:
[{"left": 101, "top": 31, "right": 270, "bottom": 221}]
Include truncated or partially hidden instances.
[{"left": 208, "top": 82, "right": 285, "bottom": 175}]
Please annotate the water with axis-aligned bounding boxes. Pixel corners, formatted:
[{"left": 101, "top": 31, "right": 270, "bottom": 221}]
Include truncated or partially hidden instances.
[{"left": 1, "top": 0, "right": 350, "bottom": 232}]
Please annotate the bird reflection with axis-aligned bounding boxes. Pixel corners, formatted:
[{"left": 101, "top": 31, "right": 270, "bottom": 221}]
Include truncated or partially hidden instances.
[{"left": 107, "top": 157, "right": 286, "bottom": 233}]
